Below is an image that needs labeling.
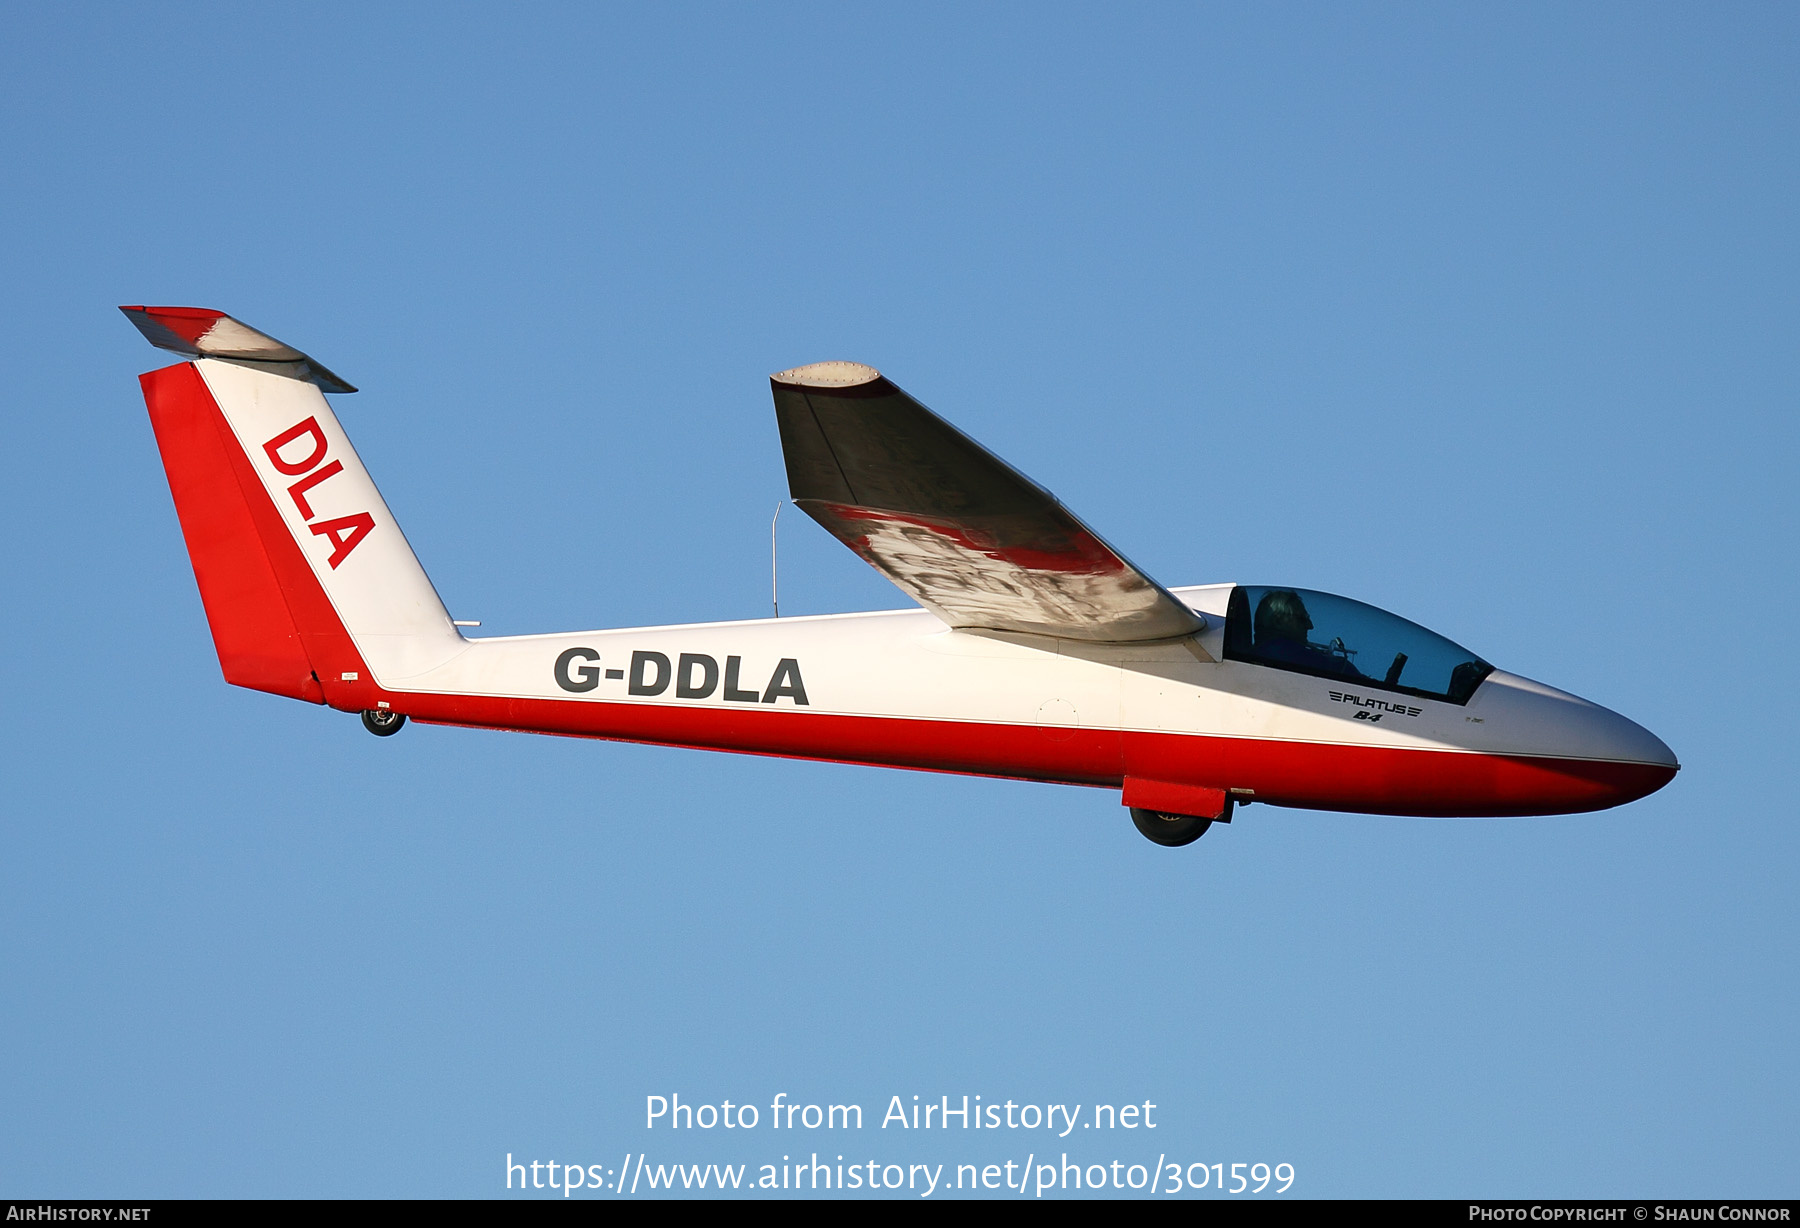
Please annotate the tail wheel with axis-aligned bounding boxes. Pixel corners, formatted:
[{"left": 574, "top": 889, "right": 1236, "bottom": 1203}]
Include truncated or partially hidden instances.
[
  {"left": 361, "top": 709, "right": 406, "bottom": 737},
  {"left": 1130, "top": 799, "right": 1232, "bottom": 847}
]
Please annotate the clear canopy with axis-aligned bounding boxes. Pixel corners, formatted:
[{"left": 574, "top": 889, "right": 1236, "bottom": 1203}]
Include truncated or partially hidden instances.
[{"left": 1223, "top": 586, "right": 1493, "bottom": 705}]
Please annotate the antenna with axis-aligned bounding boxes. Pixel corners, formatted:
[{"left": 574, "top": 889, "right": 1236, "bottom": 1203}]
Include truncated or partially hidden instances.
[{"left": 771, "top": 500, "right": 782, "bottom": 618}]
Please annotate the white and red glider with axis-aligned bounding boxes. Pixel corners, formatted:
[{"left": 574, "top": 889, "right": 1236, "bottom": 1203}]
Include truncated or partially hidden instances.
[{"left": 124, "top": 307, "right": 1676, "bottom": 845}]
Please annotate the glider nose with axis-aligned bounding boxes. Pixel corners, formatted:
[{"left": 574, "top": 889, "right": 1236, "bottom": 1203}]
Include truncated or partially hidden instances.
[
  {"left": 1581, "top": 702, "right": 1679, "bottom": 804},
  {"left": 1479, "top": 672, "right": 1679, "bottom": 811},
  {"left": 1573, "top": 691, "right": 1679, "bottom": 771}
]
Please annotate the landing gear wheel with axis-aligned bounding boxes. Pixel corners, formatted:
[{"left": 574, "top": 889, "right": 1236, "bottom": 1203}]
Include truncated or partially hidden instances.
[
  {"left": 361, "top": 709, "right": 406, "bottom": 737},
  {"left": 1130, "top": 807, "right": 1213, "bottom": 847}
]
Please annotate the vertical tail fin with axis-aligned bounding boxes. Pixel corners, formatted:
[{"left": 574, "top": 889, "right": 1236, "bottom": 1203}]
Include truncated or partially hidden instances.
[{"left": 128, "top": 307, "right": 464, "bottom": 711}]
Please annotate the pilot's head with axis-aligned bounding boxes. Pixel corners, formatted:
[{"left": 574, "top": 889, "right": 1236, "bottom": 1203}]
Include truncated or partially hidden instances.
[{"left": 1254, "top": 589, "right": 1313, "bottom": 644}]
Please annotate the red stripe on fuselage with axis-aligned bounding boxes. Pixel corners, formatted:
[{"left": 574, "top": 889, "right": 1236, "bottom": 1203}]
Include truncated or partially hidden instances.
[{"left": 395, "top": 690, "right": 1673, "bottom": 817}]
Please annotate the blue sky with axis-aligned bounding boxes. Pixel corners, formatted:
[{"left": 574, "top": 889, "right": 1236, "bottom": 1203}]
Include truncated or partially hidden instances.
[{"left": 1, "top": 3, "right": 1794, "bottom": 1198}]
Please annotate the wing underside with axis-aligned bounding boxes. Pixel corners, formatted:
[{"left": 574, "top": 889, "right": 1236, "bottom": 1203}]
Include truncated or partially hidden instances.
[{"left": 770, "top": 363, "right": 1202, "bottom": 643}]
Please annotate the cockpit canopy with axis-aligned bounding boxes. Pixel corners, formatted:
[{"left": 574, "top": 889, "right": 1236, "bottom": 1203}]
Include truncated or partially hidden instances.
[{"left": 1223, "top": 586, "right": 1494, "bottom": 705}]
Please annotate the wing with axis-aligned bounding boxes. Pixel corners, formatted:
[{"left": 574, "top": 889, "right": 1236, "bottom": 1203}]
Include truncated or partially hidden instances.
[{"left": 770, "top": 362, "right": 1203, "bottom": 643}]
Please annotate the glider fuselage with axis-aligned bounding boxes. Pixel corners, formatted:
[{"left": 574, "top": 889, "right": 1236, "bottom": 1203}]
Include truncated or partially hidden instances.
[
  {"left": 375, "top": 595, "right": 1674, "bottom": 818},
  {"left": 124, "top": 312, "right": 1678, "bottom": 831}
]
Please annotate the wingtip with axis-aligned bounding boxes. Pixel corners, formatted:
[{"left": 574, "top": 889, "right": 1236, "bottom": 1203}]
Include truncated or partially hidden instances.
[{"left": 771, "top": 360, "right": 883, "bottom": 389}]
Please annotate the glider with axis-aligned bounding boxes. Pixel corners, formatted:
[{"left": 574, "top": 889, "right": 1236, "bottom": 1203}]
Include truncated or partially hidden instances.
[{"left": 124, "top": 307, "right": 1677, "bottom": 846}]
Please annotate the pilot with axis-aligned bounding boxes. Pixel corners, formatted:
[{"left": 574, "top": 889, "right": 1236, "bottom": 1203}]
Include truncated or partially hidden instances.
[
  {"left": 1253, "top": 589, "right": 1311, "bottom": 648},
  {"left": 1252, "top": 589, "right": 1366, "bottom": 680}
]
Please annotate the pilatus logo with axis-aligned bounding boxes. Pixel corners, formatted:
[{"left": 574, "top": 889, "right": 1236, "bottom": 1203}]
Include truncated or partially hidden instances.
[
  {"left": 1329, "top": 690, "right": 1422, "bottom": 723},
  {"left": 262, "top": 417, "right": 375, "bottom": 569},
  {"left": 555, "top": 648, "right": 809, "bottom": 706}
]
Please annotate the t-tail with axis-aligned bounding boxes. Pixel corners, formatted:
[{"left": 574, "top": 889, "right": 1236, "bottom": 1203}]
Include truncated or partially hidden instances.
[{"left": 124, "top": 306, "right": 466, "bottom": 714}]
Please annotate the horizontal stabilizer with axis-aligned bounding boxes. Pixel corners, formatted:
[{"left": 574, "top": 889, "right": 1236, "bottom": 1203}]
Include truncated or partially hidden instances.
[{"left": 120, "top": 306, "right": 356, "bottom": 393}]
